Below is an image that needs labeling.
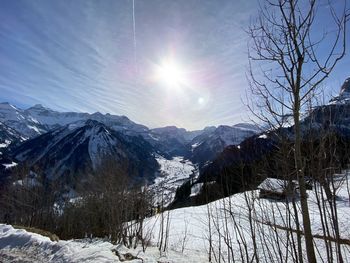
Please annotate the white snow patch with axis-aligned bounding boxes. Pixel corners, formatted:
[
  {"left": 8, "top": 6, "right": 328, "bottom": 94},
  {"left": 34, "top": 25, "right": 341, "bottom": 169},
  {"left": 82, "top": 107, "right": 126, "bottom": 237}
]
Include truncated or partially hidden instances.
[
  {"left": 191, "top": 142, "right": 202, "bottom": 149},
  {"left": 3, "top": 161, "right": 17, "bottom": 169},
  {"left": 148, "top": 133, "right": 159, "bottom": 141},
  {"left": 141, "top": 174, "right": 350, "bottom": 262},
  {"left": 258, "top": 134, "right": 267, "bottom": 139},
  {"left": 2, "top": 174, "right": 350, "bottom": 262},
  {"left": 190, "top": 182, "right": 203, "bottom": 197},
  {"left": 151, "top": 155, "right": 198, "bottom": 205},
  {"left": 27, "top": 125, "right": 40, "bottom": 133},
  {"left": 0, "top": 139, "right": 11, "bottom": 148},
  {"left": 0, "top": 224, "right": 118, "bottom": 262},
  {"left": 0, "top": 224, "right": 208, "bottom": 262},
  {"left": 13, "top": 177, "right": 39, "bottom": 187}
]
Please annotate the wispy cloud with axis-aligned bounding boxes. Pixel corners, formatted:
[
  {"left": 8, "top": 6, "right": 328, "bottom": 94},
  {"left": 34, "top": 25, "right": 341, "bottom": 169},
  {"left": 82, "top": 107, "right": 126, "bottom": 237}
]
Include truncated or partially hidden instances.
[{"left": 0, "top": 0, "right": 348, "bottom": 130}]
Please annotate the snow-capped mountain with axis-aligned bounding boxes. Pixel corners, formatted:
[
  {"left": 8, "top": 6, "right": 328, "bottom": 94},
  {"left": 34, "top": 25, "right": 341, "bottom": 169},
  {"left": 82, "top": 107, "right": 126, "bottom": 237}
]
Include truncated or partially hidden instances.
[
  {"left": 148, "top": 124, "right": 257, "bottom": 163},
  {"left": 26, "top": 104, "right": 149, "bottom": 136},
  {"left": 0, "top": 101, "right": 260, "bottom": 196},
  {"left": 0, "top": 121, "right": 24, "bottom": 153},
  {"left": 190, "top": 124, "right": 259, "bottom": 167},
  {"left": 150, "top": 126, "right": 206, "bottom": 143},
  {"left": 301, "top": 77, "right": 350, "bottom": 135},
  {"left": 148, "top": 126, "right": 207, "bottom": 157},
  {"left": 329, "top": 77, "right": 350, "bottom": 104},
  {"left": 0, "top": 102, "right": 259, "bottom": 160},
  {"left": 171, "top": 77, "right": 350, "bottom": 208},
  {"left": 0, "top": 122, "right": 24, "bottom": 177},
  {"left": 0, "top": 102, "right": 48, "bottom": 138},
  {"left": 0, "top": 102, "right": 150, "bottom": 140},
  {"left": 11, "top": 120, "right": 158, "bottom": 186}
]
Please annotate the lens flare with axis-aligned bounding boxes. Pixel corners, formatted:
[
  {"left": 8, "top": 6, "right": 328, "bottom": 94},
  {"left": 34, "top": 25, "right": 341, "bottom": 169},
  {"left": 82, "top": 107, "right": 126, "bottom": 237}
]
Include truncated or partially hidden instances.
[{"left": 155, "top": 59, "right": 187, "bottom": 88}]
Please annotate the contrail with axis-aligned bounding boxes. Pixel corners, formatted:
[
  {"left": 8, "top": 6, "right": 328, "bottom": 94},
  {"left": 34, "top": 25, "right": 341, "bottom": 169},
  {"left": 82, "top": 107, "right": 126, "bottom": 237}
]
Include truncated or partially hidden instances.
[{"left": 132, "top": 0, "right": 137, "bottom": 73}]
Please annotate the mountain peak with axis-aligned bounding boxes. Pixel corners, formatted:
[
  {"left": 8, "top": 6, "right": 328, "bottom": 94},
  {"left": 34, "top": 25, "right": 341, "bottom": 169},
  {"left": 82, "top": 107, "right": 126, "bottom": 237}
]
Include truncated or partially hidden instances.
[
  {"left": 32, "top": 104, "right": 45, "bottom": 109},
  {"left": 329, "top": 77, "right": 350, "bottom": 105},
  {"left": 0, "top": 102, "right": 17, "bottom": 110},
  {"left": 27, "top": 104, "right": 48, "bottom": 111},
  {"left": 84, "top": 119, "right": 104, "bottom": 127},
  {"left": 340, "top": 77, "right": 350, "bottom": 94}
]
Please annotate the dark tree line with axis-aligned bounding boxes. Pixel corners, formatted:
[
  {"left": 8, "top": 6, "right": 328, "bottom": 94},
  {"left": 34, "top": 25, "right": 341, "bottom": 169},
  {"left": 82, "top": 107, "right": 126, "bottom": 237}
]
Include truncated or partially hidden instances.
[{"left": 0, "top": 159, "right": 154, "bottom": 247}]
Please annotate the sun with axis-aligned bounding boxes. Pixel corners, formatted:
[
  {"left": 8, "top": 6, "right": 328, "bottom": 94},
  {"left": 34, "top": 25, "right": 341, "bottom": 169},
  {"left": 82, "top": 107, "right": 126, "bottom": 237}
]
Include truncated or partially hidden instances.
[{"left": 155, "top": 59, "right": 187, "bottom": 88}]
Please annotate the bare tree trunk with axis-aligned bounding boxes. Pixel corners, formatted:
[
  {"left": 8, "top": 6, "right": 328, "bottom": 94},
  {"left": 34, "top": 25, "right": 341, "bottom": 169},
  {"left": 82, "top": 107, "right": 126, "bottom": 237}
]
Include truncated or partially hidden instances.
[{"left": 294, "top": 108, "right": 317, "bottom": 262}]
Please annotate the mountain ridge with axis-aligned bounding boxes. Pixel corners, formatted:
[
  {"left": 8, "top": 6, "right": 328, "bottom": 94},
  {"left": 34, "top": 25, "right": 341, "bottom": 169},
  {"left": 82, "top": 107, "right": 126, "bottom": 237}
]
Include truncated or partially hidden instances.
[{"left": 0, "top": 101, "right": 258, "bottom": 197}]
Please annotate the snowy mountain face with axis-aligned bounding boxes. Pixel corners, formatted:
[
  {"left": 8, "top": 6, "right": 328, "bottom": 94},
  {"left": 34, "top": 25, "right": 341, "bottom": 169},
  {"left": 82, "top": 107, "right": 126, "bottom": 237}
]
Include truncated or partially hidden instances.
[
  {"left": 148, "top": 126, "right": 205, "bottom": 157},
  {"left": 2, "top": 173, "right": 350, "bottom": 262},
  {"left": 0, "top": 121, "right": 24, "bottom": 176},
  {"left": 150, "top": 155, "right": 198, "bottom": 205},
  {"left": 0, "top": 102, "right": 258, "bottom": 160},
  {"left": 0, "top": 102, "right": 150, "bottom": 141},
  {"left": 301, "top": 77, "right": 350, "bottom": 135},
  {"left": 0, "top": 102, "right": 260, "bottom": 198},
  {"left": 0, "top": 121, "right": 24, "bottom": 152},
  {"left": 11, "top": 120, "right": 158, "bottom": 187},
  {"left": 0, "top": 103, "right": 48, "bottom": 138},
  {"left": 151, "top": 126, "right": 205, "bottom": 143},
  {"left": 172, "top": 77, "right": 350, "bottom": 207},
  {"left": 26, "top": 104, "right": 149, "bottom": 136},
  {"left": 329, "top": 77, "right": 350, "bottom": 104},
  {"left": 189, "top": 124, "right": 259, "bottom": 168},
  {"left": 148, "top": 124, "right": 257, "bottom": 163}
]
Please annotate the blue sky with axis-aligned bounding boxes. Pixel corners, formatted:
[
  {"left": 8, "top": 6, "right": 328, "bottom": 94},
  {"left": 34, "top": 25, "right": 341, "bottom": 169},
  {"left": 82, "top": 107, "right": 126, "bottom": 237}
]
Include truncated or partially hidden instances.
[{"left": 0, "top": 0, "right": 349, "bottom": 130}]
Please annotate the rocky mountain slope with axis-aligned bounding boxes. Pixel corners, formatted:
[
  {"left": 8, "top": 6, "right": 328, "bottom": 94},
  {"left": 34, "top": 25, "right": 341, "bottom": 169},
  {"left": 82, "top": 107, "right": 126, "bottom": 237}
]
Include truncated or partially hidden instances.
[
  {"left": 189, "top": 124, "right": 259, "bottom": 168},
  {"left": 0, "top": 102, "right": 47, "bottom": 138},
  {"left": 0, "top": 102, "right": 258, "bottom": 197},
  {"left": 0, "top": 121, "right": 24, "bottom": 154},
  {"left": 171, "top": 77, "right": 350, "bottom": 207},
  {"left": 11, "top": 120, "right": 158, "bottom": 187}
]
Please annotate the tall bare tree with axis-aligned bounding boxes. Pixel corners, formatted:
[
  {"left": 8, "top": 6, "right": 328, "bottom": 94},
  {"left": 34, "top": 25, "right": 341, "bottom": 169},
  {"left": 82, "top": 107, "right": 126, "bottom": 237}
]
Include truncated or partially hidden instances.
[{"left": 247, "top": 1, "right": 348, "bottom": 262}]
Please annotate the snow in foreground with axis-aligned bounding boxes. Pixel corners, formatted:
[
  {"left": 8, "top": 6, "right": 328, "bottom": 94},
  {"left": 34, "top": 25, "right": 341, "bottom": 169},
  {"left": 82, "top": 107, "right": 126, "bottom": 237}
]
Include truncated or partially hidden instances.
[
  {"left": 143, "top": 174, "right": 350, "bottom": 262},
  {"left": 0, "top": 224, "right": 207, "bottom": 262},
  {"left": 1, "top": 174, "right": 350, "bottom": 262}
]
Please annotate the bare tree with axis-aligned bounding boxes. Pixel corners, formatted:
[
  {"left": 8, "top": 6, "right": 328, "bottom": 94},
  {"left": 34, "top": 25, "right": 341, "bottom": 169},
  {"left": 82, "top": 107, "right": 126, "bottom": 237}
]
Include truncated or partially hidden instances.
[{"left": 247, "top": 1, "right": 348, "bottom": 262}]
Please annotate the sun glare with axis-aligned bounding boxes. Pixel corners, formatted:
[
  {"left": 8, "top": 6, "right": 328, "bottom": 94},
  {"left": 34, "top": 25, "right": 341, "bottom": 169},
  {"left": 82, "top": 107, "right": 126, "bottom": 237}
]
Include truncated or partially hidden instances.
[{"left": 155, "top": 59, "right": 187, "bottom": 88}]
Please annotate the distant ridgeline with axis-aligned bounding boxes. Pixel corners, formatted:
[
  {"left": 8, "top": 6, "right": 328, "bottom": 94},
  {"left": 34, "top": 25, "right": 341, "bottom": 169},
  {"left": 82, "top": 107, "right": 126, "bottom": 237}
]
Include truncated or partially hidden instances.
[
  {"left": 1, "top": 78, "right": 350, "bottom": 206},
  {"left": 171, "top": 77, "right": 350, "bottom": 208},
  {"left": 0, "top": 101, "right": 258, "bottom": 196}
]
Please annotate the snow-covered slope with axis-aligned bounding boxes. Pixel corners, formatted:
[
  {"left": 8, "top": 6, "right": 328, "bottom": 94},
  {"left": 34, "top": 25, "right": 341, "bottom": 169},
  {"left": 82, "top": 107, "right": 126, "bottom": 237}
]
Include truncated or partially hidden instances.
[
  {"left": 0, "top": 102, "right": 47, "bottom": 138},
  {"left": 0, "top": 102, "right": 260, "bottom": 190},
  {"left": 150, "top": 155, "right": 198, "bottom": 205},
  {"left": 0, "top": 121, "right": 24, "bottom": 155},
  {"left": 150, "top": 126, "right": 205, "bottom": 143},
  {"left": 26, "top": 104, "right": 149, "bottom": 136},
  {"left": 148, "top": 124, "right": 258, "bottom": 164},
  {"left": 0, "top": 122, "right": 24, "bottom": 175},
  {"left": 148, "top": 126, "right": 207, "bottom": 157},
  {"left": 329, "top": 77, "right": 350, "bottom": 104},
  {"left": 0, "top": 224, "right": 118, "bottom": 262},
  {"left": 2, "top": 172, "right": 349, "bottom": 262},
  {"left": 0, "top": 224, "right": 208, "bottom": 263},
  {"left": 0, "top": 102, "right": 259, "bottom": 163},
  {"left": 301, "top": 77, "right": 350, "bottom": 136},
  {"left": 26, "top": 104, "right": 87, "bottom": 127},
  {"left": 12, "top": 120, "right": 158, "bottom": 184},
  {"left": 143, "top": 172, "right": 350, "bottom": 262},
  {"left": 0, "top": 102, "right": 149, "bottom": 140},
  {"left": 190, "top": 123, "right": 259, "bottom": 167}
]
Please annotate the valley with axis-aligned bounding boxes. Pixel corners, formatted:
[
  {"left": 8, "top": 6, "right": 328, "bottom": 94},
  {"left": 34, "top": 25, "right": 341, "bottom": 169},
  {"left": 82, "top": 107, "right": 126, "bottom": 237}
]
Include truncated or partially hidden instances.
[{"left": 1, "top": 1, "right": 349, "bottom": 262}]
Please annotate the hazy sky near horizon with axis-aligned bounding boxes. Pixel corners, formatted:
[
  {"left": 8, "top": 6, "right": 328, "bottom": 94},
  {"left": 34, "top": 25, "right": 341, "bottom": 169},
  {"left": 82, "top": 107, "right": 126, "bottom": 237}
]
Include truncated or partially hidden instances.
[{"left": 0, "top": 0, "right": 349, "bottom": 130}]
